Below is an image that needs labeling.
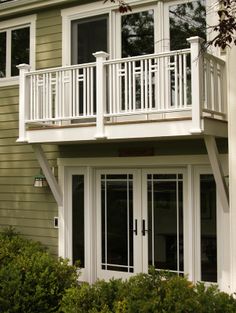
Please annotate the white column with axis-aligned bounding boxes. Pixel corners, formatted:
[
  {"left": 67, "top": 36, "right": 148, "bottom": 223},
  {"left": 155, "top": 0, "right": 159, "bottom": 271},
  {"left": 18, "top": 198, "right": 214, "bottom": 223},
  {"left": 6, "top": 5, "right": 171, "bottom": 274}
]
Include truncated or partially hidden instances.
[
  {"left": 17, "top": 63, "right": 31, "bottom": 142},
  {"left": 187, "top": 37, "right": 204, "bottom": 134},
  {"left": 93, "top": 51, "right": 109, "bottom": 139},
  {"left": 227, "top": 45, "right": 236, "bottom": 293}
]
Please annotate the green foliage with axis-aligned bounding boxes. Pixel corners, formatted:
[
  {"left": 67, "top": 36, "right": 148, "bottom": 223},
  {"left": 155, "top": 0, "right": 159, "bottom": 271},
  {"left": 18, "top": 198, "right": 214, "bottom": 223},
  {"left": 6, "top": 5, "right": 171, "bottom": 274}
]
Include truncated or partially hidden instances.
[
  {"left": 169, "top": 0, "right": 206, "bottom": 50},
  {"left": 61, "top": 269, "right": 236, "bottom": 313},
  {"left": 1, "top": 229, "right": 236, "bottom": 313},
  {"left": 0, "top": 229, "right": 78, "bottom": 313}
]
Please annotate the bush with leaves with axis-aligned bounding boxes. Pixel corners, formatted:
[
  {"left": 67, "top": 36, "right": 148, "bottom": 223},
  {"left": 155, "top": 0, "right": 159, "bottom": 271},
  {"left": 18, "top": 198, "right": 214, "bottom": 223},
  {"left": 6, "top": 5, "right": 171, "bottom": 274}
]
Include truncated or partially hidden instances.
[
  {"left": 60, "top": 269, "right": 236, "bottom": 313},
  {"left": 0, "top": 229, "right": 78, "bottom": 313}
]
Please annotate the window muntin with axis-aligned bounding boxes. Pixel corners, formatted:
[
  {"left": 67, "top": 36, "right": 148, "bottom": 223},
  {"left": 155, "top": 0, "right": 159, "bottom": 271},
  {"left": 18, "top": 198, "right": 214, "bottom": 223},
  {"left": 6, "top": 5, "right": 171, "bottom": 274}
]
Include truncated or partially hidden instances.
[
  {"left": 148, "top": 174, "right": 184, "bottom": 275},
  {"left": 101, "top": 174, "right": 134, "bottom": 273}
]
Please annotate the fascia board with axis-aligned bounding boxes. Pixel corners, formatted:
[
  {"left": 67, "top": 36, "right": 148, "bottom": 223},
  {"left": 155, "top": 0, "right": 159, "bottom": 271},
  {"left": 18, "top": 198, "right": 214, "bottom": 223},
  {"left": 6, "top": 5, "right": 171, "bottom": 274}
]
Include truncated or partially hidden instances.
[{"left": 0, "top": 0, "right": 80, "bottom": 18}]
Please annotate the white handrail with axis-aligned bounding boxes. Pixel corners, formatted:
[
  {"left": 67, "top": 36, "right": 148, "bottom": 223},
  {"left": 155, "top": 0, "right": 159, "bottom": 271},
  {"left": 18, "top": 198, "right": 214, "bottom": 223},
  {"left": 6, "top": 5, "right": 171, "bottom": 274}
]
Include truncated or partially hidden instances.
[{"left": 17, "top": 38, "right": 226, "bottom": 138}]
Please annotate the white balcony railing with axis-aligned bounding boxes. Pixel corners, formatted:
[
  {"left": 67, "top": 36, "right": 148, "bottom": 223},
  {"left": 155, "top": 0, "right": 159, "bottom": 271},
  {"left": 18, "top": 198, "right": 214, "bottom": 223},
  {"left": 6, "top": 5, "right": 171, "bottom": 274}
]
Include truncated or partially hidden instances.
[{"left": 18, "top": 37, "right": 227, "bottom": 141}]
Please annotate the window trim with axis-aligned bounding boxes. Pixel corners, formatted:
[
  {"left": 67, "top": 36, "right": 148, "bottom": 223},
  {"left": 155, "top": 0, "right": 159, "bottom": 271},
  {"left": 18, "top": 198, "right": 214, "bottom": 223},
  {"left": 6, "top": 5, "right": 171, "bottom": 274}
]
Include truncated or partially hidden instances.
[
  {"left": 193, "top": 166, "right": 221, "bottom": 284},
  {"left": 61, "top": 0, "right": 158, "bottom": 66},
  {"left": 0, "top": 14, "right": 36, "bottom": 87}
]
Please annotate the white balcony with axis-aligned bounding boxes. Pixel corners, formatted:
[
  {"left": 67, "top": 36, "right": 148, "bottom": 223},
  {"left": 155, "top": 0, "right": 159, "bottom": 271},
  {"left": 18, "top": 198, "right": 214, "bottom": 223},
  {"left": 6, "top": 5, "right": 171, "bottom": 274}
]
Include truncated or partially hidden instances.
[{"left": 18, "top": 37, "right": 227, "bottom": 144}]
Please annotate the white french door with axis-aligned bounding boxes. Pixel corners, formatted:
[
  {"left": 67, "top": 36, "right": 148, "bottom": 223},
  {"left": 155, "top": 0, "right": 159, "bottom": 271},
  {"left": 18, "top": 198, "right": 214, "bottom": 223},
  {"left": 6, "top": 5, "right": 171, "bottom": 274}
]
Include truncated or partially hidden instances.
[{"left": 96, "top": 168, "right": 186, "bottom": 280}]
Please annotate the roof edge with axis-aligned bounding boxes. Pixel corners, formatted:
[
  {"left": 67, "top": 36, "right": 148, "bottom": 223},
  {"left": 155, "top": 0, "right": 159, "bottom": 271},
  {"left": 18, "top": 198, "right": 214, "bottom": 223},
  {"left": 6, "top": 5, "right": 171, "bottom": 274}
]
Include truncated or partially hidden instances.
[{"left": 0, "top": 0, "right": 78, "bottom": 18}]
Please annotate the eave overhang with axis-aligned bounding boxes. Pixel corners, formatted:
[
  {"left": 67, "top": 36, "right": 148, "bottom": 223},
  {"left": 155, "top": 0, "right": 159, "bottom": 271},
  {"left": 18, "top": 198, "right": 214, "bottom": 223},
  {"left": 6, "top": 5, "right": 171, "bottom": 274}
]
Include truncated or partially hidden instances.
[{"left": 0, "top": 0, "right": 86, "bottom": 18}]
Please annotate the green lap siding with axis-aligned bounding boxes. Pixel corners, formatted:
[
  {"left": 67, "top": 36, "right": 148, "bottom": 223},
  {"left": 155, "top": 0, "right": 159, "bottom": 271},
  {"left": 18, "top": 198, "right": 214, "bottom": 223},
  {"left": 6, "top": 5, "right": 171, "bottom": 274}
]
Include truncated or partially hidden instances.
[
  {"left": 0, "top": 7, "right": 65, "bottom": 253},
  {"left": 36, "top": 9, "right": 62, "bottom": 69},
  {"left": 0, "top": 85, "right": 59, "bottom": 254}
]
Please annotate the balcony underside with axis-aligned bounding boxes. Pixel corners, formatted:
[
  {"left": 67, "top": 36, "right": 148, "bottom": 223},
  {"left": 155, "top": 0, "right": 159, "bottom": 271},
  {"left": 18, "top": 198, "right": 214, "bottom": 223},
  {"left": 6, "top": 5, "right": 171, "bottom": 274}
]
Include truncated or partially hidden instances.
[{"left": 24, "top": 116, "right": 227, "bottom": 144}]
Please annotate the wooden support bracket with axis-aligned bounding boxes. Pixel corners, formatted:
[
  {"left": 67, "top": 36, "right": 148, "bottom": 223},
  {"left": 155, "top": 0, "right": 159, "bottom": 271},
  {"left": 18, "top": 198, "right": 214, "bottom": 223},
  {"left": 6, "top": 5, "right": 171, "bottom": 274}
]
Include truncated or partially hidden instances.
[
  {"left": 32, "top": 144, "right": 63, "bottom": 206},
  {"left": 204, "top": 135, "right": 229, "bottom": 212}
]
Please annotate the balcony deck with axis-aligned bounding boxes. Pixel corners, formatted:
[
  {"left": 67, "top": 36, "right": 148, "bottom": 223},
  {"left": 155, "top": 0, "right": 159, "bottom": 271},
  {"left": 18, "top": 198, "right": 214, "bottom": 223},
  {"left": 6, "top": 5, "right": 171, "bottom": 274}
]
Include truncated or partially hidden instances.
[{"left": 18, "top": 37, "right": 227, "bottom": 144}]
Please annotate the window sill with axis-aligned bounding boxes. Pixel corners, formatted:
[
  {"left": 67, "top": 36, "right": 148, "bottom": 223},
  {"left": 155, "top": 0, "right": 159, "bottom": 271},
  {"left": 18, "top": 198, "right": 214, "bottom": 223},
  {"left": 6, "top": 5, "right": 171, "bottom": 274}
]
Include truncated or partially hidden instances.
[{"left": 0, "top": 76, "right": 19, "bottom": 87}]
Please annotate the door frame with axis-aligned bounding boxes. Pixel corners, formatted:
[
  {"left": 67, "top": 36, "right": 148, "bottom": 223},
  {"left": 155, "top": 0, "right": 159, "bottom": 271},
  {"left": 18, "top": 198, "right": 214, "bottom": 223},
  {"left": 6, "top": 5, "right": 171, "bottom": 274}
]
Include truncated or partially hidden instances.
[
  {"left": 96, "top": 168, "right": 142, "bottom": 280},
  {"left": 58, "top": 155, "right": 229, "bottom": 288},
  {"left": 141, "top": 168, "right": 187, "bottom": 275}
]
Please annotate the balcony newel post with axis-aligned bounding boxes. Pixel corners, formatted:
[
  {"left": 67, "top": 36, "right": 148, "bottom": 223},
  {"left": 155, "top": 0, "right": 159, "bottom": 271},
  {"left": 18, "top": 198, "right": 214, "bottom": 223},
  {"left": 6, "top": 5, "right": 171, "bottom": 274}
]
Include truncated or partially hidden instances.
[
  {"left": 187, "top": 36, "right": 204, "bottom": 134},
  {"left": 93, "top": 51, "right": 109, "bottom": 139},
  {"left": 17, "top": 63, "right": 31, "bottom": 142}
]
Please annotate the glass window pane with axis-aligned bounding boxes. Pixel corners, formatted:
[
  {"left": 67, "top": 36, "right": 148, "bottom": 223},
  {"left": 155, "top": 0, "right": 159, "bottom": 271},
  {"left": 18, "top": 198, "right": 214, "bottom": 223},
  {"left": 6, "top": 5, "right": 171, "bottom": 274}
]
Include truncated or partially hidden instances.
[
  {"left": 0, "top": 32, "right": 6, "bottom": 78},
  {"left": 200, "top": 174, "right": 217, "bottom": 282},
  {"left": 122, "top": 10, "right": 154, "bottom": 57},
  {"left": 71, "top": 16, "right": 108, "bottom": 64},
  {"left": 72, "top": 175, "right": 85, "bottom": 267},
  {"left": 11, "top": 27, "right": 30, "bottom": 76},
  {"left": 102, "top": 174, "right": 133, "bottom": 272},
  {"left": 169, "top": 0, "right": 206, "bottom": 50},
  {"left": 148, "top": 176, "right": 184, "bottom": 274}
]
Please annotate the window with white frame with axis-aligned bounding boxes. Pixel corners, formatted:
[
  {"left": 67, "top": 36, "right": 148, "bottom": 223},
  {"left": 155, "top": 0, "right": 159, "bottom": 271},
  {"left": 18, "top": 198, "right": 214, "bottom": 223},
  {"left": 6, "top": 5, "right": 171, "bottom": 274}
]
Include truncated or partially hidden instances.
[
  {"left": 0, "top": 16, "right": 35, "bottom": 81},
  {"left": 62, "top": 0, "right": 206, "bottom": 65}
]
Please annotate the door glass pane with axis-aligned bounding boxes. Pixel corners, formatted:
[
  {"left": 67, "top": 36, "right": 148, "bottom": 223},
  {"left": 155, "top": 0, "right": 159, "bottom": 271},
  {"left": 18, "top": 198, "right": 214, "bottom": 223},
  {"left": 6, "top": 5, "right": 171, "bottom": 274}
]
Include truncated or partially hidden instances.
[
  {"left": 122, "top": 10, "right": 154, "bottom": 58},
  {"left": 0, "top": 32, "right": 6, "bottom": 78},
  {"left": 71, "top": 15, "right": 108, "bottom": 64},
  {"left": 72, "top": 175, "right": 85, "bottom": 267},
  {"left": 101, "top": 174, "right": 133, "bottom": 273},
  {"left": 71, "top": 16, "right": 108, "bottom": 117},
  {"left": 169, "top": 0, "right": 206, "bottom": 51},
  {"left": 11, "top": 27, "right": 30, "bottom": 76},
  {"left": 148, "top": 174, "right": 183, "bottom": 275},
  {"left": 200, "top": 174, "right": 217, "bottom": 282}
]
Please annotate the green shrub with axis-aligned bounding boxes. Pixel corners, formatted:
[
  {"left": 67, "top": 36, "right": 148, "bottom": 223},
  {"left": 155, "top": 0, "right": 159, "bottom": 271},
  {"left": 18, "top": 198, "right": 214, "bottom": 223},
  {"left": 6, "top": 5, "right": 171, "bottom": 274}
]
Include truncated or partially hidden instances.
[
  {"left": 60, "top": 270, "right": 236, "bottom": 313},
  {"left": 1, "top": 229, "right": 236, "bottom": 313},
  {"left": 0, "top": 229, "right": 78, "bottom": 313}
]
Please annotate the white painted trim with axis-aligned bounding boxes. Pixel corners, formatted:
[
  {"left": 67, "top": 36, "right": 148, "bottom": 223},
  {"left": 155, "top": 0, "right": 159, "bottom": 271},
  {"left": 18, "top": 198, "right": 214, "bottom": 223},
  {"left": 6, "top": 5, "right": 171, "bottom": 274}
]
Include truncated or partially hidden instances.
[
  {"left": 0, "top": 0, "right": 75, "bottom": 18},
  {"left": 0, "top": 14, "right": 36, "bottom": 85},
  {"left": 204, "top": 135, "right": 229, "bottom": 212},
  {"left": 186, "top": 165, "right": 195, "bottom": 281},
  {"left": 192, "top": 165, "right": 230, "bottom": 291},
  {"left": 32, "top": 144, "right": 63, "bottom": 206},
  {"left": 114, "top": 3, "right": 159, "bottom": 58},
  {"left": 58, "top": 155, "right": 228, "bottom": 168},
  {"left": 61, "top": 0, "right": 160, "bottom": 65},
  {"left": 63, "top": 167, "right": 89, "bottom": 281},
  {"left": 58, "top": 156, "right": 229, "bottom": 286},
  {"left": 0, "top": 76, "right": 19, "bottom": 87},
  {"left": 96, "top": 169, "right": 140, "bottom": 280},
  {"left": 142, "top": 168, "right": 187, "bottom": 275},
  {"left": 0, "top": 15, "right": 36, "bottom": 29},
  {"left": 193, "top": 166, "right": 230, "bottom": 290}
]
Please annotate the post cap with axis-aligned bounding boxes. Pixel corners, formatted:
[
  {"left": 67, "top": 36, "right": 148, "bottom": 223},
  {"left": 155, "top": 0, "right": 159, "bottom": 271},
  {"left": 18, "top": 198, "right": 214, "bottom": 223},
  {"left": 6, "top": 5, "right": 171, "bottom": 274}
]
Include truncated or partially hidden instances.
[
  {"left": 16, "top": 64, "right": 31, "bottom": 71},
  {"left": 93, "top": 51, "right": 109, "bottom": 59},
  {"left": 187, "top": 36, "right": 205, "bottom": 45}
]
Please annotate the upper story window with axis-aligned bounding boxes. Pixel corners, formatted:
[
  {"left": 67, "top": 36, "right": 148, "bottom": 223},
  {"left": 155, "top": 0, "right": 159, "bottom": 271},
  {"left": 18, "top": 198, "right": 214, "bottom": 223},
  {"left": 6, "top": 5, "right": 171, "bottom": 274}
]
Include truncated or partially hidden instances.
[
  {"left": 0, "top": 15, "right": 36, "bottom": 85},
  {"left": 0, "top": 26, "right": 29, "bottom": 78},
  {"left": 169, "top": 0, "right": 206, "bottom": 50},
  {"left": 71, "top": 15, "right": 108, "bottom": 64},
  {"left": 62, "top": 0, "right": 206, "bottom": 65},
  {"left": 121, "top": 10, "right": 154, "bottom": 57}
]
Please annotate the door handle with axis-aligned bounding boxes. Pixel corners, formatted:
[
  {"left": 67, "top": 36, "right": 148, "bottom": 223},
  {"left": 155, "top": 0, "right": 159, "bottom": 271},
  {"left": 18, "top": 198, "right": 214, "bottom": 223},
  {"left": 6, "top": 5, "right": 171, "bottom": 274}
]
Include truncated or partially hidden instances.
[
  {"left": 142, "top": 219, "right": 148, "bottom": 236},
  {"left": 133, "top": 219, "right": 138, "bottom": 236}
]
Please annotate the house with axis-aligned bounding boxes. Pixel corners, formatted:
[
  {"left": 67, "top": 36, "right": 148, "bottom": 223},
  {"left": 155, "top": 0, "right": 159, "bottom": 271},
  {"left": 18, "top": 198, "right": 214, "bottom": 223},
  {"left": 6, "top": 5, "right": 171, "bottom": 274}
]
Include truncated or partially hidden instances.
[{"left": 0, "top": 0, "right": 235, "bottom": 293}]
